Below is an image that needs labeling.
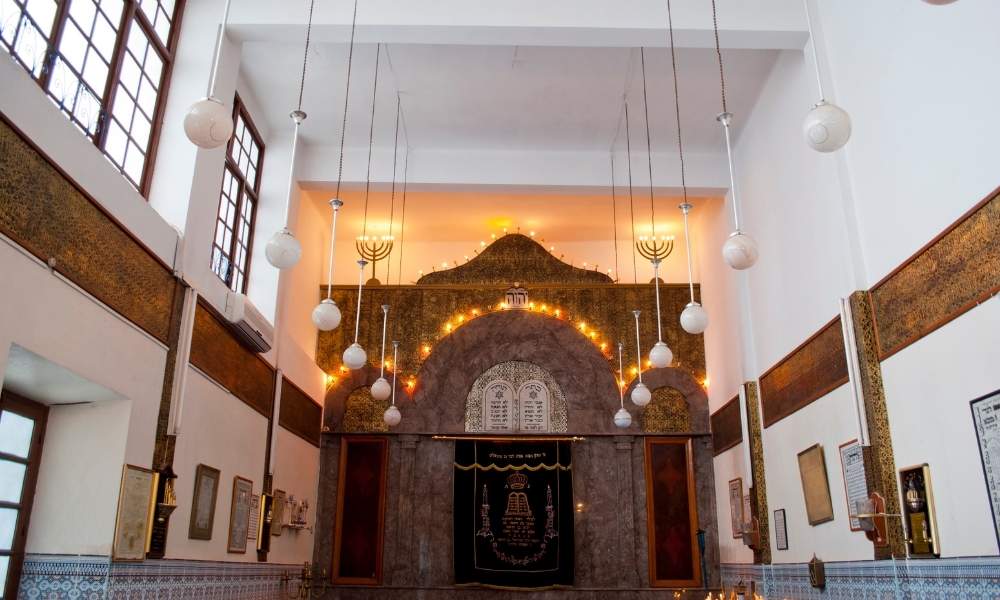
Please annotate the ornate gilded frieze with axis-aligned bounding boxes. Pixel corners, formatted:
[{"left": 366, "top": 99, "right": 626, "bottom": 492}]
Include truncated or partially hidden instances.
[
  {"left": 642, "top": 386, "right": 691, "bottom": 433},
  {"left": 279, "top": 377, "right": 323, "bottom": 446},
  {"left": 710, "top": 396, "right": 742, "bottom": 456},
  {"left": 745, "top": 382, "right": 771, "bottom": 565}
]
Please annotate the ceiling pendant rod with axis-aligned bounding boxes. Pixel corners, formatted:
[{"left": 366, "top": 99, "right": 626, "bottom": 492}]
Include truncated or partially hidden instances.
[
  {"left": 342, "top": 259, "right": 369, "bottom": 369},
  {"left": 630, "top": 310, "right": 651, "bottom": 407},
  {"left": 370, "top": 305, "right": 392, "bottom": 401},
  {"left": 624, "top": 97, "right": 638, "bottom": 284},
  {"left": 609, "top": 153, "right": 620, "bottom": 283},
  {"left": 386, "top": 96, "right": 401, "bottom": 284},
  {"left": 614, "top": 342, "right": 632, "bottom": 428},
  {"left": 384, "top": 341, "right": 402, "bottom": 426},
  {"left": 397, "top": 147, "right": 409, "bottom": 284},
  {"left": 640, "top": 47, "right": 656, "bottom": 237},
  {"left": 361, "top": 44, "right": 381, "bottom": 241}
]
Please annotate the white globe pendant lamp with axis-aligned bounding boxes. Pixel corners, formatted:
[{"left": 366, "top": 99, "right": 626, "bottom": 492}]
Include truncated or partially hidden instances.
[
  {"left": 647, "top": 259, "right": 673, "bottom": 369},
  {"left": 311, "top": 199, "right": 344, "bottom": 331},
  {"left": 630, "top": 310, "right": 651, "bottom": 407},
  {"left": 342, "top": 259, "right": 369, "bottom": 370},
  {"left": 183, "top": 0, "right": 234, "bottom": 148},
  {"left": 383, "top": 341, "right": 402, "bottom": 427},
  {"left": 613, "top": 342, "right": 632, "bottom": 428},
  {"left": 679, "top": 203, "right": 709, "bottom": 334},
  {"left": 370, "top": 305, "right": 392, "bottom": 401},
  {"left": 802, "top": 0, "right": 851, "bottom": 152}
]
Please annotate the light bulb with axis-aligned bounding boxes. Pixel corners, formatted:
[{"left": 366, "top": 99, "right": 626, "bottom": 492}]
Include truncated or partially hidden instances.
[
  {"left": 680, "top": 302, "right": 709, "bottom": 334},
  {"left": 631, "top": 382, "right": 651, "bottom": 407},
  {"left": 383, "top": 405, "right": 401, "bottom": 427},
  {"left": 370, "top": 377, "right": 391, "bottom": 401},
  {"left": 183, "top": 97, "right": 234, "bottom": 149},
  {"left": 922, "top": 0, "right": 957, "bottom": 4},
  {"left": 803, "top": 100, "right": 851, "bottom": 152},
  {"left": 722, "top": 231, "right": 759, "bottom": 270},
  {"left": 342, "top": 343, "right": 367, "bottom": 370},
  {"left": 614, "top": 407, "right": 632, "bottom": 428},
  {"left": 649, "top": 341, "right": 673, "bottom": 369},
  {"left": 311, "top": 299, "right": 342, "bottom": 331},
  {"left": 265, "top": 228, "right": 302, "bottom": 269}
]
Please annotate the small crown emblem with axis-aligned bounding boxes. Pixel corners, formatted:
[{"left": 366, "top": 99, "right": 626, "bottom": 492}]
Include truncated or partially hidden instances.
[{"left": 507, "top": 473, "right": 528, "bottom": 490}]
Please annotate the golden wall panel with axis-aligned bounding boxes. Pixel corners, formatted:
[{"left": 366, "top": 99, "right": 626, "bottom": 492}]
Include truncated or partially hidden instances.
[
  {"left": 0, "top": 117, "right": 175, "bottom": 343},
  {"left": 642, "top": 386, "right": 691, "bottom": 433},
  {"left": 279, "top": 377, "right": 322, "bottom": 446},
  {"left": 870, "top": 189, "right": 1000, "bottom": 359},
  {"left": 745, "top": 382, "right": 771, "bottom": 565},
  {"left": 710, "top": 396, "right": 742, "bottom": 456},
  {"left": 342, "top": 387, "right": 389, "bottom": 433},
  {"left": 190, "top": 301, "right": 275, "bottom": 418},
  {"left": 759, "top": 317, "right": 849, "bottom": 428}
]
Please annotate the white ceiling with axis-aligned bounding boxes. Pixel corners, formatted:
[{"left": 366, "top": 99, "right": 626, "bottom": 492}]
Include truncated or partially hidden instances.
[{"left": 239, "top": 42, "right": 779, "bottom": 154}]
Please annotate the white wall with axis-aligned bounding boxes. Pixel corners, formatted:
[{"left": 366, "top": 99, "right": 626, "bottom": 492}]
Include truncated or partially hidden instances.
[
  {"left": 269, "top": 428, "right": 321, "bottom": 563},
  {"left": 713, "top": 444, "right": 754, "bottom": 564}
]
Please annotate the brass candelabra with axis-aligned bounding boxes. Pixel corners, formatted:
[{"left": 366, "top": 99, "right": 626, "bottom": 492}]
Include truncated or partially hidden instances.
[
  {"left": 356, "top": 235, "right": 394, "bottom": 285},
  {"left": 283, "top": 562, "right": 331, "bottom": 599},
  {"left": 636, "top": 235, "right": 675, "bottom": 263}
]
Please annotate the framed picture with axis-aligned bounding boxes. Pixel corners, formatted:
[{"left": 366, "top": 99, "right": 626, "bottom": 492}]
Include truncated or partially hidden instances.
[
  {"left": 838, "top": 439, "right": 868, "bottom": 532},
  {"left": 774, "top": 508, "right": 788, "bottom": 550},
  {"left": 798, "top": 444, "right": 834, "bottom": 526},
  {"left": 247, "top": 493, "right": 260, "bottom": 541},
  {"left": 189, "top": 464, "right": 220, "bottom": 540},
  {"left": 728, "top": 477, "right": 744, "bottom": 538},
  {"left": 112, "top": 464, "right": 157, "bottom": 561},
  {"left": 271, "top": 489, "right": 286, "bottom": 537},
  {"left": 971, "top": 388, "right": 1000, "bottom": 549},
  {"left": 227, "top": 476, "right": 253, "bottom": 553}
]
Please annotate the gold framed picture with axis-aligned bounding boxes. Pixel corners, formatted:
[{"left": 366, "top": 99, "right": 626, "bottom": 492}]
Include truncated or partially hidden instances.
[
  {"left": 189, "top": 464, "right": 220, "bottom": 540},
  {"left": 112, "top": 464, "right": 157, "bottom": 561},
  {"left": 271, "top": 489, "right": 286, "bottom": 537},
  {"left": 227, "top": 476, "right": 253, "bottom": 553},
  {"left": 728, "top": 477, "right": 744, "bottom": 538},
  {"left": 797, "top": 444, "right": 834, "bottom": 526}
]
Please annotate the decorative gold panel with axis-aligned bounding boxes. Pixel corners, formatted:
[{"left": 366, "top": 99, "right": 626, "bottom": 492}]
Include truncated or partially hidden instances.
[
  {"left": 342, "top": 387, "right": 389, "bottom": 433},
  {"left": 416, "top": 233, "right": 613, "bottom": 285},
  {"left": 870, "top": 188, "right": 999, "bottom": 359},
  {"left": 0, "top": 117, "right": 176, "bottom": 343},
  {"left": 745, "top": 382, "right": 771, "bottom": 565},
  {"left": 642, "top": 386, "right": 691, "bottom": 433},
  {"left": 279, "top": 377, "right": 322, "bottom": 447},
  {"left": 710, "top": 396, "right": 742, "bottom": 456},
  {"left": 759, "top": 317, "right": 849, "bottom": 428}
]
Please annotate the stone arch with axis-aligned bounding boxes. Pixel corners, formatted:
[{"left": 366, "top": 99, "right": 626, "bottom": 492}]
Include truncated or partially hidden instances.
[
  {"left": 623, "top": 366, "right": 709, "bottom": 433},
  {"left": 405, "top": 309, "right": 622, "bottom": 434},
  {"left": 323, "top": 363, "right": 415, "bottom": 432}
]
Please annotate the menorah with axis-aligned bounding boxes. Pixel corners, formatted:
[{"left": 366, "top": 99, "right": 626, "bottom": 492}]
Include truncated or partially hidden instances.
[
  {"left": 636, "top": 235, "right": 675, "bottom": 263},
  {"left": 356, "top": 235, "right": 394, "bottom": 284}
]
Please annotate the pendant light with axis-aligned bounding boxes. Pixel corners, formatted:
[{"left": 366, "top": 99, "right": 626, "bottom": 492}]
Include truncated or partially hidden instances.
[
  {"left": 384, "top": 340, "right": 402, "bottom": 426},
  {"left": 801, "top": 0, "right": 852, "bottom": 152},
  {"left": 614, "top": 342, "right": 632, "bottom": 428},
  {"left": 370, "top": 305, "right": 392, "bottom": 400},
  {"left": 630, "top": 310, "right": 651, "bottom": 406},
  {"left": 342, "top": 259, "right": 368, "bottom": 370},
  {"left": 264, "top": 0, "right": 317, "bottom": 270},
  {"left": 183, "top": 0, "right": 234, "bottom": 148},
  {"left": 712, "top": 0, "right": 759, "bottom": 271},
  {"left": 662, "top": 0, "right": 708, "bottom": 335},
  {"left": 311, "top": 0, "right": 360, "bottom": 330}
]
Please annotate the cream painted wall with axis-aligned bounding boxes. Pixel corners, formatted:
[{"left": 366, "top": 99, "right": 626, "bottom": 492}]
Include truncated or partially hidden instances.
[
  {"left": 166, "top": 369, "right": 268, "bottom": 562},
  {"left": 269, "top": 428, "right": 321, "bottom": 563},
  {"left": 713, "top": 444, "right": 754, "bottom": 564},
  {"left": 26, "top": 400, "right": 130, "bottom": 556},
  {"left": 881, "top": 299, "right": 1000, "bottom": 558}
]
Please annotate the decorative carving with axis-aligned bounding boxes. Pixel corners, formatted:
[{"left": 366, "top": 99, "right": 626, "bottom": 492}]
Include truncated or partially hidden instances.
[
  {"left": 465, "top": 362, "right": 567, "bottom": 433},
  {"left": 759, "top": 317, "right": 849, "bottom": 428},
  {"left": 417, "top": 233, "right": 612, "bottom": 285},
  {"left": 711, "top": 396, "right": 742, "bottom": 456},
  {"left": 279, "top": 377, "right": 322, "bottom": 447},
  {"left": 342, "top": 387, "right": 389, "bottom": 433},
  {"left": 870, "top": 188, "right": 999, "bottom": 359},
  {"left": 642, "top": 386, "right": 691, "bottom": 433},
  {"left": 744, "top": 382, "right": 771, "bottom": 565}
]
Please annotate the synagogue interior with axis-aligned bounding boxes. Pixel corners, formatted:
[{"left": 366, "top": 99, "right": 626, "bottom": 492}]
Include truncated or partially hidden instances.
[{"left": 0, "top": 0, "right": 998, "bottom": 598}]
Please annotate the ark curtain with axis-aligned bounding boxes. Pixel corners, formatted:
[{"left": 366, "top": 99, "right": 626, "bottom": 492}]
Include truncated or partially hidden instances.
[{"left": 453, "top": 440, "right": 574, "bottom": 588}]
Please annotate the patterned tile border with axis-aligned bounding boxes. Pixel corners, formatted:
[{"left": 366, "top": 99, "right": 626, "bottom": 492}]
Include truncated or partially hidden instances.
[
  {"left": 18, "top": 555, "right": 304, "bottom": 600},
  {"left": 722, "top": 556, "right": 1000, "bottom": 599}
]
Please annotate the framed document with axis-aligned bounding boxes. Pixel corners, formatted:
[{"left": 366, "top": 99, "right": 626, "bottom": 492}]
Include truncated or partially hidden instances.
[
  {"left": 971, "top": 389, "right": 1000, "bottom": 548},
  {"left": 112, "top": 464, "right": 157, "bottom": 561},
  {"left": 798, "top": 444, "right": 834, "bottom": 526},
  {"left": 271, "top": 489, "right": 286, "bottom": 537},
  {"left": 189, "top": 464, "right": 220, "bottom": 540},
  {"left": 839, "top": 439, "right": 868, "bottom": 531},
  {"left": 774, "top": 508, "right": 788, "bottom": 550},
  {"left": 247, "top": 494, "right": 260, "bottom": 541},
  {"left": 728, "top": 478, "right": 744, "bottom": 538},
  {"left": 227, "top": 476, "right": 253, "bottom": 553}
]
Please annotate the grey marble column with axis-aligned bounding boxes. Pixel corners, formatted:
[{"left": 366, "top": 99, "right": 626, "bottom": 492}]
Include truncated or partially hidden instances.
[
  {"left": 614, "top": 435, "right": 641, "bottom": 587},
  {"left": 392, "top": 434, "right": 420, "bottom": 584}
]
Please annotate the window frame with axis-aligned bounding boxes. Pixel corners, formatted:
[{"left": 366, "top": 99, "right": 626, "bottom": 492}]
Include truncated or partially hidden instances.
[
  {"left": 2, "top": 0, "right": 186, "bottom": 197},
  {"left": 211, "top": 92, "right": 265, "bottom": 294}
]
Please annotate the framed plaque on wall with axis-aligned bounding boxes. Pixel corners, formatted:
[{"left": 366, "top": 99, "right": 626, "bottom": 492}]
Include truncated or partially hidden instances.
[
  {"left": 970, "top": 388, "right": 1000, "bottom": 548},
  {"left": 797, "top": 444, "right": 834, "bottom": 526},
  {"left": 728, "top": 478, "right": 744, "bottom": 538},
  {"left": 112, "top": 465, "right": 157, "bottom": 561}
]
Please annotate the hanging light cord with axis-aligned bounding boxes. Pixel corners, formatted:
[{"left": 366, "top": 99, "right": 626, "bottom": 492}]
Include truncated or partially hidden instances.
[
  {"left": 625, "top": 99, "right": 638, "bottom": 284},
  {"left": 390, "top": 341, "right": 399, "bottom": 407},
  {"left": 333, "top": 0, "right": 360, "bottom": 202},
  {"left": 666, "top": 0, "right": 687, "bottom": 205},
  {"left": 653, "top": 259, "right": 663, "bottom": 341},
  {"left": 361, "top": 44, "right": 382, "bottom": 240},
  {"left": 296, "top": 0, "right": 316, "bottom": 112},
  {"left": 386, "top": 96, "right": 400, "bottom": 283},
  {"left": 324, "top": 202, "right": 341, "bottom": 299},
  {"left": 609, "top": 154, "right": 620, "bottom": 282},
  {"left": 617, "top": 342, "right": 625, "bottom": 409},
  {"left": 378, "top": 305, "right": 389, "bottom": 377},
  {"left": 397, "top": 148, "right": 408, "bottom": 284},
  {"left": 353, "top": 260, "right": 367, "bottom": 343},
  {"left": 206, "top": 0, "right": 233, "bottom": 98},
  {"left": 802, "top": 0, "right": 826, "bottom": 99},
  {"left": 711, "top": 0, "right": 742, "bottom": 232},
  {"left": 640, "top": 48, "right": 656, "bottom": 236},
  {"left": 633, "top": 310, "right": 644, "bottom": 383},
  {"left": 681, "top": 204, "right": 696, "bottom": 303}
]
